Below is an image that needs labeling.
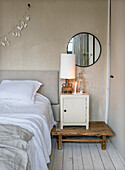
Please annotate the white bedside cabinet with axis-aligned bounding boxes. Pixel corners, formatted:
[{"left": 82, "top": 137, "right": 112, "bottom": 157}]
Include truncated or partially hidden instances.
[{"left": 60, "top": 93, "right": 89, "bottom": 129}]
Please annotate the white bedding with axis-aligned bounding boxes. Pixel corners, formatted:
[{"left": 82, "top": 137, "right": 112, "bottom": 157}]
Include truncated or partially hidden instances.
[{"left": 0, "top": 93, "right": 56, "bottom": 170}]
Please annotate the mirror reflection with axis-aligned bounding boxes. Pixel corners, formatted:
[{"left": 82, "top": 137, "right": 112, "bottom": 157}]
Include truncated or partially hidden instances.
[{"left": 67, "top": 32, "right": 101, "bottom": 67}]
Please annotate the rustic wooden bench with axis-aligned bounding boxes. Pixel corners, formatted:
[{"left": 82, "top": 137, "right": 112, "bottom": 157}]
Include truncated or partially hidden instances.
[{"left": 51, "top": 121, "right": 114, "bottom": 150}]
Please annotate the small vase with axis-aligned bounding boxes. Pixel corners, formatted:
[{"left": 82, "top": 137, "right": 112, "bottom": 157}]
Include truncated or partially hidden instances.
[{"left": 76, "top": 73, "right": 84, "bottom": 93}]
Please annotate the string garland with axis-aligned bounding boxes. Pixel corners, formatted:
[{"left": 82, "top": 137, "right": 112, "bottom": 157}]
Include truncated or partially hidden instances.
[{"left": 0, "top": 4, "right": 31, "bottom": 47}]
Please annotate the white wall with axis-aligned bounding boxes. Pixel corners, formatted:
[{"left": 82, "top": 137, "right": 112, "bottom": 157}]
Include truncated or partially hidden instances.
[
  {"left": 108, "top": 0, "right": 125, "bottom": 161},
  {"left": 0, "top": 0, "right": 108, "bottom": 121}
]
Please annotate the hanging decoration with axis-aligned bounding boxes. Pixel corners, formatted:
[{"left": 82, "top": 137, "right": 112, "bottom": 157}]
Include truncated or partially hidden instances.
[{"left": 0, "top": 4, "right": 31, "bottom": 47}]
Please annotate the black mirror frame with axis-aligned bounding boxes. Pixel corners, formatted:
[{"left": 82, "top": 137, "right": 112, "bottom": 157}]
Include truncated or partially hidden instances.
[{"left": 67, "top": 32, "right": 102, "bottom": 67}]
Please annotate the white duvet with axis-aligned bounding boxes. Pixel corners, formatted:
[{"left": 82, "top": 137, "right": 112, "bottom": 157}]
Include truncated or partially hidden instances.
[{"left": 0, "top": 93, "right": 56, "bottom": 170}]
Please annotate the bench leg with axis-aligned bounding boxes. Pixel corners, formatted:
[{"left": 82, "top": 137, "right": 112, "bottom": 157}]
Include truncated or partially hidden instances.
[
  {"left": 58, "top": 135, "right": 62, "bottom": 150},
  {"left": 102, "top": 135, "right": 106, "bottom": 150}
]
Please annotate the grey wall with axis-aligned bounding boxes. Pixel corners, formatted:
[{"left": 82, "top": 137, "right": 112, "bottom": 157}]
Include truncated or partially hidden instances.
[
  {"left": 0, "top": 0, "right": 108, "bottom": 121},
  {"left": 109, "top": 0, "right": 125, "bottom": 161}
]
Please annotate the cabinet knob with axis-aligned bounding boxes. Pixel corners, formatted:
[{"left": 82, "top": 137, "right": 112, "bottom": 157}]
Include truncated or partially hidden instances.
[
  {"left": 64, "top": 109, "right": 67, "bottom": 112},
  {"left": 110, "top": 75, "right": 114, "bottom": 78}
]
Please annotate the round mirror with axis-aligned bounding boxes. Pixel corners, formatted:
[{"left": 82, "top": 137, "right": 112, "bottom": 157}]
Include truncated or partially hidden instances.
[{"left": 67, "top": 32, "right": 102, "bottom": 67}]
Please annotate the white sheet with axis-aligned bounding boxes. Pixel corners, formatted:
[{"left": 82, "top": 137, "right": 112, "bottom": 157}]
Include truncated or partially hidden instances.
[{"left": 0, "top": 93, "right": 56, "bottom": 170}]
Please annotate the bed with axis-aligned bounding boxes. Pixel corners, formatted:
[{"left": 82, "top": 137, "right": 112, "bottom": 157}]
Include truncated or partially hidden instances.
[{"left": 0, "top": 70, "right": 59, "bottom": 170}]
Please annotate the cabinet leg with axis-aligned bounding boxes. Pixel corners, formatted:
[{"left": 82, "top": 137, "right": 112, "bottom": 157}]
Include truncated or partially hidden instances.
[
  {"left": 58, "top": 135, "right": 62, "bottom": 150},
  {"left": 102, "top": 135, "right": 106, "bottom": 150},
  {"left": 86, "top": 123, "right": 89, "bottom": 129},
  {"left": 60, "top": 123, "right": 63, "bottom": 129}
]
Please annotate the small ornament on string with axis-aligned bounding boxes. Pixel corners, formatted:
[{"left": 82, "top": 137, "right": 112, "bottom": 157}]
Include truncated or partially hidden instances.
[
  {"left": 5, "top": 36, "right": 10, "bottom": 45},
  {"left": 0, "top": 4, "right": 31, "bottom": 47},
  {"left": 1, "top": 40, "right": 6, "bottom": 46}
]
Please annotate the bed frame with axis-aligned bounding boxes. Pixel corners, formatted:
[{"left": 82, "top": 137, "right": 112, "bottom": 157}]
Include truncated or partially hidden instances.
[{"left": 0, "top": 70, "right": 60, "bottom": 121}]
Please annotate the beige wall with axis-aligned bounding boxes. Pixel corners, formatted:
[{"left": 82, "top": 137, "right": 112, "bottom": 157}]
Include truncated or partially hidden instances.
[
  {"left": 109, "top": 0, "right": 125, "bottom": 161},
  {"left": 0, "top": 0, "right": 108, "bottom": 121}
]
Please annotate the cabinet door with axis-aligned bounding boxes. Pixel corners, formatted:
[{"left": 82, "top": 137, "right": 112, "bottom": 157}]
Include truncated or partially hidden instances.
[{"left": 63, "top": 98, "right": 86, "bottom": 123}]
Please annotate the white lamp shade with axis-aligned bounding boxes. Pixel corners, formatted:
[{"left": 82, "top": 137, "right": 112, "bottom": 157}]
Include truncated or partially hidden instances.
[{"left": 60, "top": 53, "right": 76, "bottom": 79}]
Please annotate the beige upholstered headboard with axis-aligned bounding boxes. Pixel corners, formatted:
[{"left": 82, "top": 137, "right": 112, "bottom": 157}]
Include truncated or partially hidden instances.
[{"left": 0, "top": 70, "right": 60, "bottom": 121}]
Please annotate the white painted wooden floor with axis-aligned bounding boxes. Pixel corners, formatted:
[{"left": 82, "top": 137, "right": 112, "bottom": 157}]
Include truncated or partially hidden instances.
[{"left": 48, "top": 137, "right": 125, "bottom": 170}]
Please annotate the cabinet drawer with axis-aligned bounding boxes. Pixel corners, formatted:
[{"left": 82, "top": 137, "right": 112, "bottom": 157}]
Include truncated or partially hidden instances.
[{"left": 63, "top": 98, "right": 86, "bottom": 123}]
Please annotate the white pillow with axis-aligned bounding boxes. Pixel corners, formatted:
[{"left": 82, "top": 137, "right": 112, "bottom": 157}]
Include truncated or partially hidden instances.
[{"left": 0, "top": 80, "right": 42, "bottom": 104}]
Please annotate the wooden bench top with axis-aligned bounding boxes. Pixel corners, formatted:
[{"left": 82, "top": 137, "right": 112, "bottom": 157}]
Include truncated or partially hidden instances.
[{"left": 51, "top": 121, "right": 114, "bottom": 137}]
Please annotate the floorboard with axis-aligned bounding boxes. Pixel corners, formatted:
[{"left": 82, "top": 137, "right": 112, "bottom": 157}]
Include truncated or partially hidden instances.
[
  {"left": 49, "top": 137, "right": 125, "bottom": 170},
  {"left": 81, "top": 143, "right": 94, "bottom": 170},
  {"left": 63, "top": 142, "right": 73, "bottom": 170},
  {"left": 72, "top": 142, "right": 83, "bottom": 170},
  {"left": 51, "top": 138, "right": 63, "bottom": 170},
  {"left": 96, "top": 143, "right": 115, "bottom": 170},
  {"left": 89, "top": 143, "right": 104, "bottom": 170},
  {"left": 107, "top": 140, "right": 125, "bottom": 170}
]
